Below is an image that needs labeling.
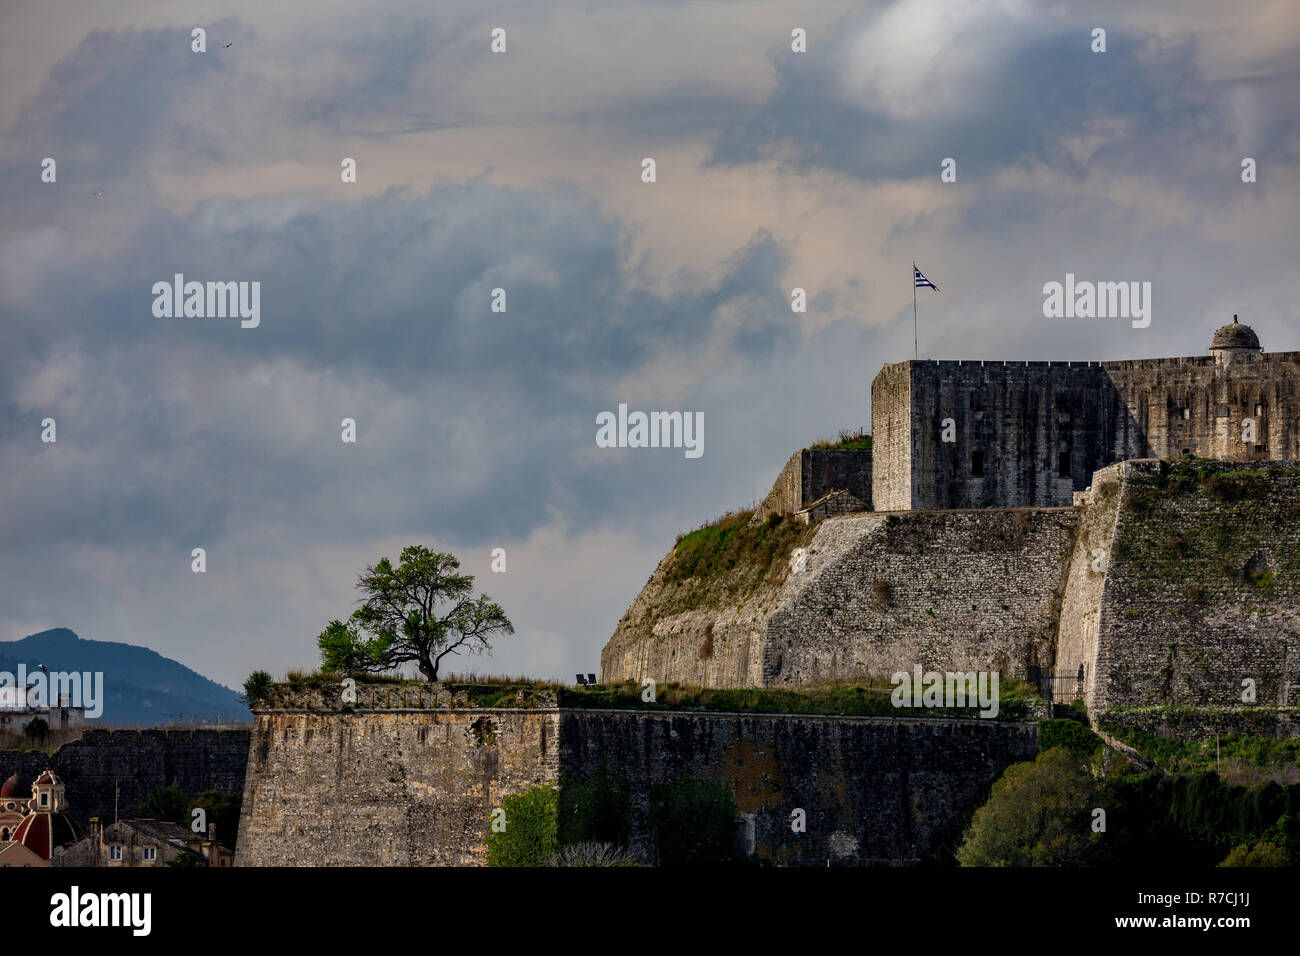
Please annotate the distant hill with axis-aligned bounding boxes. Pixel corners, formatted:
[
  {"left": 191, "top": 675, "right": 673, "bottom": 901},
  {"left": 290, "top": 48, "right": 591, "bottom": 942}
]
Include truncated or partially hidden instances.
[{"left": 0, "top": 628, "right": 250, "bottom": 726}]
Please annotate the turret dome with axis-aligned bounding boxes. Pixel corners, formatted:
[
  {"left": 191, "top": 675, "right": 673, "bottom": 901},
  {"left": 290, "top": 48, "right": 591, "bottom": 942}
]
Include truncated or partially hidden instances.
[{"left": 1210, "top": 315, "right": 1262, "bottom": 353}]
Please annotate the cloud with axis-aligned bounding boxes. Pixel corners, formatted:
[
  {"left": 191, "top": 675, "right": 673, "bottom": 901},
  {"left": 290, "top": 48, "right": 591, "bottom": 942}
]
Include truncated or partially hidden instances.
[
  {"left": 2, "top": 0, "right": 1298, "bottom": 689},
  {"left": 710, "top": 0, "right": 1298, "bottom": 195}
]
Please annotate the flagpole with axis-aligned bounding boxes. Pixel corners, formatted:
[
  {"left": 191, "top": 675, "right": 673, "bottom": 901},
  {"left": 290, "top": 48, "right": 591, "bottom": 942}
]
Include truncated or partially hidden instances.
[{"left": 912, "top": 261, "right": 918, "bottom": 360}]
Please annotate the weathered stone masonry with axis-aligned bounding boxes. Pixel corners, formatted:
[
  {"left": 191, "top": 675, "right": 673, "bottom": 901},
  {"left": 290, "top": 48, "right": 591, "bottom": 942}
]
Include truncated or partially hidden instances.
[
  {"left": 871, "top": 325, "right": 1300, "bottom": 512},
  {"left": 757, "top": 447, "right": 873, "bottom": 521},
  {"left": 235, "top": 699, "right": 1036, "bottom": 866},
  {"left": 235, "top": 709, "right": 560, "bottom": 866}
]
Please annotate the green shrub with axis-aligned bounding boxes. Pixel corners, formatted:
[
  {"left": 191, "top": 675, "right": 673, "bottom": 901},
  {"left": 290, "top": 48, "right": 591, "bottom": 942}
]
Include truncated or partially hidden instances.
[
  {"left": 1039, "top": 719, "right": 1103, "bottom": 758},
  {"left": 241, "top": 670, "right": 273, "bottom": 707},
  {"left": 485, "top": 785, "right": 559, "bottom": 867},
  {"left": 648, "top": 778, "right": 737, "bottom": 866},
  {"left": 809, "top": 430, "right": 872, "bottom": 451},
  {"left": 1219, "top": 842, "right": 1289, "bottom": 867},
  {"left": 559, "top": 768, "right": 631, "bottom": 847},
  {"left": 956, "top": 748, "right": 1107, "bottom": 866},
  {"left": 140, "top": 779, "right": 188, "bottom": 823}
]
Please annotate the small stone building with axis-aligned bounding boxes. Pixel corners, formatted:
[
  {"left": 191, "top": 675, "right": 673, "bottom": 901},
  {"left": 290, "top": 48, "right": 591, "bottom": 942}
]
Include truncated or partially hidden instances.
[{"left": 54, "top": 818, "right": 234, "bottom": 867}]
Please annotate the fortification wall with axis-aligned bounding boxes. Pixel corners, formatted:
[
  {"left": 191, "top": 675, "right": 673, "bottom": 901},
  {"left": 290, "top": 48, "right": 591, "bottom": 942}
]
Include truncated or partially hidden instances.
[
  {"left": 0, "top": 729, "right": 250, "bottom": 833},
  {"left": 764, "top": 508, "right": 1078, "bottom": 684},
  {"left": 801, "top": 449, "right": 872, "bottom": 510},
  {"left": 901, "top": 360, "right": 1119, "bottom": 510},
  {"left": 561, "top": 711, "right": 1035, "bottom": 865},
  {"left": 1098, "top": 706, "right": 1300, "bottom": 741},
  {"left": 1104, "top": 352, "right": 1300, "bottom": 462},
  {"left": 1055, "top": 463, "right": 1126, "bottom": 706},
  {"left": 756, "top": 448, "right": 873, "bottom": 521},
  {"left": 235, "top": 702, "right": 1036, "bottom": 866},
  {"left": 1091, "top": 459, "right": 1300, "bottom": 711},
  {"left": 756, "top": 450, "right": 804, "bottom": 520},
  {"left": 871, "top": 362, "right": 912, "bottom": 511},
  {"left": 235, "top": 709, "right": 560, "bottom": 866},
  {"left": 599, "top": 541, "right": 779, "bottom": 687},
  {"left": 870, "top": 350, "right": 1300, "bottom": 513}
]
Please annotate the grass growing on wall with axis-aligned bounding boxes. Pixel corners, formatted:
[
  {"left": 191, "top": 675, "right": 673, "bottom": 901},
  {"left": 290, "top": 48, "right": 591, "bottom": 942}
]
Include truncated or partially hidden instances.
[
  {"left": 665, "top": 510, "right": 817, "bottom": 609},
  {"left": 809, "top": 429, "right": 872, "bottom": 451},
  {"left": 1113, "top": 462, "right": 1300, "bottom": 594},
  {"left": 559, "top": 677, "right": 1038, "bottom": 720},
  {"left": 1096, "top": 716, "right": 1300, "bottom": 786}
]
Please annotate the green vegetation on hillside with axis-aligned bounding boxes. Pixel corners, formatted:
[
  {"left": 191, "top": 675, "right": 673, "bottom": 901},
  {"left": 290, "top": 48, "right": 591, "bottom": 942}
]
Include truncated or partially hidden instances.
[
  {"left": 1037, "top": 718, "right": 1104, "bottom": 758},
  {"left": 958, "top": 744, "right": 1300, "bottom": 867},
  {"left": 661, "top": 510, "right": 818, "bottom": 616},
  {"left": 956, "top": 717, "right": 1300, "bottom": 868},
  {"left": 957, "top": 748, "right": 1107, "bottom": 866},
  {"left": 559, "top": 677, "right": 1037, "bottom": 720},
  {"left": 1097, "top": 713, "right": 1300, "bottom": 787}
]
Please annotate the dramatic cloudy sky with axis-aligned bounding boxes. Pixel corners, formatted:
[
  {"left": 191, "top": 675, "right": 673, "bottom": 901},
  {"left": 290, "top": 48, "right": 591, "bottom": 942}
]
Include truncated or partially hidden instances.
[{"left": 1, "top": 0, "right": 1297, "bottom": 691}]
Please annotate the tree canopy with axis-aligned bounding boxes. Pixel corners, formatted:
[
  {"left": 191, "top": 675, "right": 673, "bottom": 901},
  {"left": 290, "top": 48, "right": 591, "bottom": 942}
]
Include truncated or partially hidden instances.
[{"left": 317, "top": 545, "right": 514, "bottom": 681}]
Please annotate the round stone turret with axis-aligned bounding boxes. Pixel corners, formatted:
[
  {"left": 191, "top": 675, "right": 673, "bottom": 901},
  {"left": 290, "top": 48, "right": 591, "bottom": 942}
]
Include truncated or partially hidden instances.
[{"left": 1210, "top": 315, "right": 1262, "bottom": 355}]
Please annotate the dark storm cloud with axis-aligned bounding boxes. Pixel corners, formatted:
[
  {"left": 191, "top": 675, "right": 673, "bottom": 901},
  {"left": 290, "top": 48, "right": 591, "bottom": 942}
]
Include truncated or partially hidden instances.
[
  {"left": 10, "top": 21, "right": 242, "bottom": 181},
  {"left": 709, "top": 5, "right": 1295, "bottom": 197},
  {"left": 295, "top": 15, "right": 482, "bottom": 135},
  {"left": 4, "top": 181, "right": 793, "bottom": 386},
  {"left": 0, "top": 178, "right": 798, "bottom": 553}
]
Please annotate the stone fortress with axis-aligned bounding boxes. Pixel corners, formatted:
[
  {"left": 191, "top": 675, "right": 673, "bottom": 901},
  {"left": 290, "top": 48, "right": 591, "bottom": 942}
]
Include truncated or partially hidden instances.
[
  {"left": 873, "top": 316, "right": 1300, "bottom": 510},
  {"left": 232, "top": 316, "right": 1300, "bottom": 866},
  {"left": 602, "top": 318, "right": 1300, "bottom": 717}
]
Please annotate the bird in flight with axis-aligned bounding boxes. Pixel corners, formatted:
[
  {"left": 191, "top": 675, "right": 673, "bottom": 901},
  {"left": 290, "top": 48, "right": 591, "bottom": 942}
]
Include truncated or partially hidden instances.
[
  {"left": 224, "top": 42, "right": 233, "bottom": 48},
  {"left": 91, "top": 190, "right": 104, "bottom": 197}
]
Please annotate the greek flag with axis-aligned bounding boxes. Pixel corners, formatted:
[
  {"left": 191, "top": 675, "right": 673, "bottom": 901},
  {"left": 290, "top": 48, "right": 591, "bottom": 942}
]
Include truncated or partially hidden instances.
[{"left": 914, "top": 265, "right": 939, "bottom": 291}]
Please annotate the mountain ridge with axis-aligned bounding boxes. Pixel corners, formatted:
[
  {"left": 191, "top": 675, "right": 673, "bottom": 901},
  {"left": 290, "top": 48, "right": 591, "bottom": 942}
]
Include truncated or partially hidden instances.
[{"left": 0, "top": 627, "right": 250, "bottom": 725}]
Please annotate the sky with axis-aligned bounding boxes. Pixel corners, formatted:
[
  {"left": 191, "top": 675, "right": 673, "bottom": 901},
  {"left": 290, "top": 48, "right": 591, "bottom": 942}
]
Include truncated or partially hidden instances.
[{"left": 1, "top": 0, "right": 1297, "bottom": 691}]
